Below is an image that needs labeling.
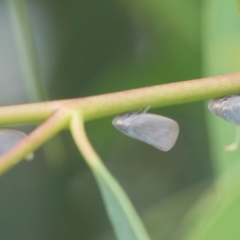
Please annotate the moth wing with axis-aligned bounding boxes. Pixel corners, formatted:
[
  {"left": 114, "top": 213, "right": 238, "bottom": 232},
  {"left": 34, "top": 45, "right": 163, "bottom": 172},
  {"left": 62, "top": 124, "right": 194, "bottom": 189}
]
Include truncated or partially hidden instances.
[
  {"left": 0, "top": 129, "right": 34, "bottom": 160},
  {"left": 125, "top": 114, "right": 179, "bottom": 151},
  {"left": 209, "top": 95, "right": 240, "bottom": 126}
]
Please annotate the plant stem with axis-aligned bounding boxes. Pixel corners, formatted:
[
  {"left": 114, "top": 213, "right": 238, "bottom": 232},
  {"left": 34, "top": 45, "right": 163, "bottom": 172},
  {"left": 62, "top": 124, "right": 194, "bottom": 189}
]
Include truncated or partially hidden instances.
[
  {"left": 0, "top": 72, "right": 239, "bottom": 126},
  {"left": 0, "top": 109, "right": 70, "bottom": 175}
]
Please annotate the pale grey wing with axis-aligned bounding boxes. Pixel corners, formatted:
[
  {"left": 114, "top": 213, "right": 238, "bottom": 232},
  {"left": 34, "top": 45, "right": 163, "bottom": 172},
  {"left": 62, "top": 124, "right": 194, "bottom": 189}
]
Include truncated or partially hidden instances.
[
  {"left": 0, "top": 129, "right": 34, "bottom": 160},
  {"left": 208, "top": 95, "right": 240, "bottom": 126},
  {"left": 121, "top": 114, "right": 179, "bottom": 151}
]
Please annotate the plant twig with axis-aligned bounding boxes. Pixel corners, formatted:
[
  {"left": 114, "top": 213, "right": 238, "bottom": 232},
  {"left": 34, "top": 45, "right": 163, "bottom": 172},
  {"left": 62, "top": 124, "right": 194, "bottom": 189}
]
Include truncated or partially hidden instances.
[
  {"left": 0, "top": 72, "right": 239, "bottom": 126},
  {"left": 225, "top": 127, "right": 240, "bottom": 151},
  {"left": 0, "top": 109, "right": 70, "bottom": 175}
]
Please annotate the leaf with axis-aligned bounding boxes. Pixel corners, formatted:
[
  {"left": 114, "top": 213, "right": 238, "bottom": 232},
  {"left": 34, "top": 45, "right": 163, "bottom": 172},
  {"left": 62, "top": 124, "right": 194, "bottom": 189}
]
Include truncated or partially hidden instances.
[
  {"left": 92, "top": 162, "right": 151, "bottom": 240},
  {"left": 178, "top": 162, "right": 240, "bottom": 240}
]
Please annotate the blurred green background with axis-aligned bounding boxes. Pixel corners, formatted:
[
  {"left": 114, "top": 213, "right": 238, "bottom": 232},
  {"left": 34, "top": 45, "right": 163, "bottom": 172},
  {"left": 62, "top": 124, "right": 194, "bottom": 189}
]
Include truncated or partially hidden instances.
[{"left": 0, "top": 0, "right": 240, "bottom": 239}]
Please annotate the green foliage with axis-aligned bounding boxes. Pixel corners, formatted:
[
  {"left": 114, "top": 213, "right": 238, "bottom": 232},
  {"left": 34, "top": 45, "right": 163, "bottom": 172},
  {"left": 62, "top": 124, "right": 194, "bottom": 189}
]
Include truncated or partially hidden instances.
[
  {"left": 1, "top": 0, "right": 240, "bottom": 240},
  {"left": 176, "top": 1, "right": 240, "bottom": 240}
]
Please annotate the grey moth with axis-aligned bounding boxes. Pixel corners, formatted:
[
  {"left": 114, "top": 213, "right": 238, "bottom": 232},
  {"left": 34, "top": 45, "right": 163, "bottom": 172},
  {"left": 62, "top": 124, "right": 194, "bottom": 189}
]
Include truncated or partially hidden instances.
[
  {"left": 208, "top": 94, "right": 240, "bottom": 126},
  {"left": 112, "top": 108, "right": 179, "bottom": 151},
  {"left": 0, "top": 129, "right": 34, "bottom": 160}
]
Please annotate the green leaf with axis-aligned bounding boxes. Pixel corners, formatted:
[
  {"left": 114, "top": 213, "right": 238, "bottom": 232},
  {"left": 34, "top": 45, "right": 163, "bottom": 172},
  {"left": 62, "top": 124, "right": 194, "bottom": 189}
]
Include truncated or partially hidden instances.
[
  {"left": 179, "top": 162, "right": 240, "bottom": 240},
  {"left": 177, "top": 1, "right": 240, "bottom": 239},
  {"left": 203, "top": 0, "right": 240, "bottom": 174},
  {"left": 92, "top": 162, "right": 151, "bottom": 240}
]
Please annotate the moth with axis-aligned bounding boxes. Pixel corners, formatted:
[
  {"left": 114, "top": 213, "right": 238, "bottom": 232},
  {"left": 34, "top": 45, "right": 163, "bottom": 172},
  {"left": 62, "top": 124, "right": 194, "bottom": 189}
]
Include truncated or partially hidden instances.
[
  {"left": 112, "top": 108, "right": 179, "bottom": 151},
  {"left": 0, "top": 129, "right": 34, "bottom": 160},
  {"left": 208, "top": 94, "right": 240, "bottom": 125}
]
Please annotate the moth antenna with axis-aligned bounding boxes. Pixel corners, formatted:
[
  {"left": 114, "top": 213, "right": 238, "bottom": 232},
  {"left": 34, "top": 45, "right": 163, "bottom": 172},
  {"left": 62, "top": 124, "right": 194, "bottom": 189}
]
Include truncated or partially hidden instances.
[{"left": 143, "top": 106, "right": 151, "bottom": 113}]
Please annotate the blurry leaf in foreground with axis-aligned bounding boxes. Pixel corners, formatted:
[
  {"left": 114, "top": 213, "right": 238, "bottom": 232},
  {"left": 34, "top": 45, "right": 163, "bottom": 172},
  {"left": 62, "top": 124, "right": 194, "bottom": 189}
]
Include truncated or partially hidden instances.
[
  {"left": 234, "top": 0, "right": 240, "bottom": 17},
  {"left": 143, "top": 182, "right": 210, "bottom": 240},
  {"left": 178, "top": 162, "right": 240, "bottom": 240}
]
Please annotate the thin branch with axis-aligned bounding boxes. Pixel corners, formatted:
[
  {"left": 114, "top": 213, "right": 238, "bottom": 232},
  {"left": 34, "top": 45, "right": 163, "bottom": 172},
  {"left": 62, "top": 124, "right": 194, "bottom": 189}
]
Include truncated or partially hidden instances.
[
  {"left": 69, "top": 112, "right": 100, "bottom": 167},
  {"left": 225, "top": 127, "right": 240, "bottom": 151},
  {"left": 0, "top": 109, "right": 70, "bottom": 175},
  {"left": 0, "top": 72, "right": 239, "bottom": 125}
]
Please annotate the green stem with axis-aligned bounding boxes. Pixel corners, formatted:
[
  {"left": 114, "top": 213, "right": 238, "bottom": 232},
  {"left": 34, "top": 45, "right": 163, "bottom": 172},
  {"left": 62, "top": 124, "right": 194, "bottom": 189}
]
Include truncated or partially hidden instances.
[
  {"left": 0, "top": 72, "right": 239, "bottom": 126},
  {"left": 0, "top": 109, "right": 70, "bottom": 175},
  {"left": 225, "top": 127, "right": 240, "bottom": 151}
]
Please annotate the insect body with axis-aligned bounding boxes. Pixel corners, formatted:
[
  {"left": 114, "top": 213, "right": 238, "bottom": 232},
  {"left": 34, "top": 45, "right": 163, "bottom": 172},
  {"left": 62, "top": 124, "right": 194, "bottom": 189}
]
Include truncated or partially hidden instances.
[
  {"left": 0, "top": 129, "right": 34, "bottom": 160},
  {"left": 112, "top": 108, "right": 179, "bottom": 151},
  {"left": 208, "top": 95, "right": 240, "bottom": 125}
]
